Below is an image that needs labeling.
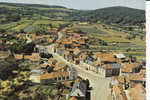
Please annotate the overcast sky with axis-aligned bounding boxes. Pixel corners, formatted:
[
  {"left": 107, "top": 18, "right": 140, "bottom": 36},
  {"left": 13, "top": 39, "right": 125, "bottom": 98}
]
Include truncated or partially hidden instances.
[{"left": 0, "top": 0, "right": 145, "bottom": 10}]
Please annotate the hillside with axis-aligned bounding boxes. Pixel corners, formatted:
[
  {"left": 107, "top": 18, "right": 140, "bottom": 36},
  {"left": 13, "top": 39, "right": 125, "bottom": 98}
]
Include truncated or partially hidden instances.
[
  {"left": 0, "top": 2, "right": 145, "bottom": 27},
  {"left": 72, "top": 6, "right": 145, "bottom": 26}
]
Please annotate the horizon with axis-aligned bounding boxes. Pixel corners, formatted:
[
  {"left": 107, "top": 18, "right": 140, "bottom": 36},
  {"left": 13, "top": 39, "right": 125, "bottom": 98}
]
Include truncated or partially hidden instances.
[{"left": 0, "top": 0, "right": 145, "bottom": 10}]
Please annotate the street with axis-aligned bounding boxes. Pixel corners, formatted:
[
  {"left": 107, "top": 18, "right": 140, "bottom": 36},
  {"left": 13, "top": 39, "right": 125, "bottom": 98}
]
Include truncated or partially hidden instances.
[
  {"left": 47, "top": 31, "right": 111, "bottom": 100},
  {"left": 48, "top": 46, "right": 111, "bottom": 100}
]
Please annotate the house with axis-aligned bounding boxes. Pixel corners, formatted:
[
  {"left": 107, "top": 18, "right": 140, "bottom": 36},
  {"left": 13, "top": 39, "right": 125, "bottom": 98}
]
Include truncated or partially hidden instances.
[
  {"left": 128, "top": 73, "right": 146, "bottom": 87},
  {"left": 84, "top": 56, "right": 95, "bottom": 66},
  {"left": 121, "top": 63, "right": 142, "bottom": 76},
  {"left": 29, "top": 69, "right": 43, "bottom": 83},
  {"left": 114, "top": 53, "right": 126, "bottom": 63},
  {"left": 70, "top": 81, "right": 87, "bottom": 100},
  {"left": 129, "top": 84, "right": 146, "bottom": 100},
  {"left": 80, "top": 52, "right": 88, "bottom": 62},
  {"left": 40, "top": 62, "right": 50, "bottom": 69},
  {"left": 40, "top": 71, "right": 72, "bottom": 84},
  {"left": 94, "top": 53, "right": 117, "bottom": 64},
  {"left": 53, "top": 62, "right": 66, "bottom": 72},
  {"left": 63, "top": 40, "right": 73, "bottom": 48},
  {"left": 114, "top": 54, "right": 126, "bottom": 59},
  {"left": 99, "top": 63, "right": 121, "bottom": 77},
  {"left": 112, "top": 83, "right": 128, "bottom": 100},
  {"left": 40, "top": 53, "right": 53, "bottom": 59},
  {"left": 24, "top": 53, "right": 41, "bottom": 62},
  {"left": 48, "top": 58, "right": 57, "bottom": 66},
  {"left": 73, "top": 47, "right": 81, "bottom": 57},
  {"left": 56, "top": 48, "right": 65, "bottom": 56},
  {"left": 66, "top": 66, "right": 77, "bottom": 80},
  {"left": 74, "top": 58, "right": 80, "bottom": 64},
  {"left": 14, "top": 54, "right": 23, "bottom": 60},
  {"left": 39, "top": 45, "right": 48, "bottom": 54},
  {"left": 63, "top": 51, "right": 70, "bottom": 61}
]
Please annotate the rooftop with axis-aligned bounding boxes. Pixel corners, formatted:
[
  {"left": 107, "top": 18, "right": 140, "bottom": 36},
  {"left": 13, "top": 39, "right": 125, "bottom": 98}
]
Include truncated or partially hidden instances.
[
  {"left": 128, "top": 73, "right": 145, "bottom": 82},
  {"left": 114, "top": 54, "right": 126, "bottom": 59},
  {"left": 102, "top": 63, "right": 121, "bottom": 69},
  {"left": 40, "top": 72, "right": 69, "bottom": 80},
  {"left": 121, "top": 63, "right": 141, "bottom": 73},
  {"left": 129, "top": 84, "right": 146, "bottom": 100}
]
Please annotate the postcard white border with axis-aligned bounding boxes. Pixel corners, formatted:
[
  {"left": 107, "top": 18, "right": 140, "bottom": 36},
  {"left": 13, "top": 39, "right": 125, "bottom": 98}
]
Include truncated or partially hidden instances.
[{"left": 146, "top": 1, "right": 150, "bottom": 100}]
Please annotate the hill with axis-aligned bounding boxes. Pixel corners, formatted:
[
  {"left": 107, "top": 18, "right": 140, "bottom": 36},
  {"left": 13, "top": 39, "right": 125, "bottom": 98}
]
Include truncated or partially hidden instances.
[
  {"left": 0, "top": 2, "right": 145, "bottom": 27},
  {"left": 68, "top": 6, "right": 145, "bottom": 26}
]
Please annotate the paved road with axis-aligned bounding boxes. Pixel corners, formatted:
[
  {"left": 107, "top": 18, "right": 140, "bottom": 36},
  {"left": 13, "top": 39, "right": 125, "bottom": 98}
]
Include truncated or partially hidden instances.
[
  {"left": 47, "top": 31, "right": 111, "bottom": 100},
  {"left": 48, "top": 47, "right": 111, "bottom": 100}
]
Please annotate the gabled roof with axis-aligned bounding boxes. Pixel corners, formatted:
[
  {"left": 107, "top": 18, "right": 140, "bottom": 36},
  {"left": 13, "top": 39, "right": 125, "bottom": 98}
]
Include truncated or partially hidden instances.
[
  {"left": 94, "top": 53, "right": 116, "bottom": 63},
  {"left": 40, "top": 63, "right": 49, "bottom": 68},
  {"left": 30, "top": 53, "right": 41, "bottom": 61},
  {"left": 73, "top": 47, "right": 81, "bottom": 55},
  {"left": 70, "top": 81, "right": 87, "bottom": 97}
]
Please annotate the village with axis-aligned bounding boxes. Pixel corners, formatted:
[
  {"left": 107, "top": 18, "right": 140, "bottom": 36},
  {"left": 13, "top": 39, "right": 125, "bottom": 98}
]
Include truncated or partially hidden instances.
[{"left": 0, "top": 24, "right": 146, "bottom": 100}]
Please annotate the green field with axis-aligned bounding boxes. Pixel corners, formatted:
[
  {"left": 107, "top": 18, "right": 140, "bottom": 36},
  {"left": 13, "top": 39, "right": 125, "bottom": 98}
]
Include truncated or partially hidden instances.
[{"left": 70, "top": 22, "right": 145, "bottom": 60}]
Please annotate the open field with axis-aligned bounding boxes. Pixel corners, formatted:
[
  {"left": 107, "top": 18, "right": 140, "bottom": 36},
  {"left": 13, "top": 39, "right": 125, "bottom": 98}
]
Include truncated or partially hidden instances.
[{"left": 71, "top": 22, "right": 145, "bottom": 60}]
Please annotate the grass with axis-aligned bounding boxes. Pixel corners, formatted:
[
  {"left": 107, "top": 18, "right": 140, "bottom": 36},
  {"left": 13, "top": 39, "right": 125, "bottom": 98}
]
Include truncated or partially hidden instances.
[
  {"left": 71, "top": 22, "right": 145, "bottom": 59},
  {"left": 11, "top": 23, "right": 31, "bottom": 31}
]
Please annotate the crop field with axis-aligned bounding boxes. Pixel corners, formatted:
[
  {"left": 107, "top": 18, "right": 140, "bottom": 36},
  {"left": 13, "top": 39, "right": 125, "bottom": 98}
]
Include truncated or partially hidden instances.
[{"left": 71, "top": 22, "right": 146, "bottom": 60}]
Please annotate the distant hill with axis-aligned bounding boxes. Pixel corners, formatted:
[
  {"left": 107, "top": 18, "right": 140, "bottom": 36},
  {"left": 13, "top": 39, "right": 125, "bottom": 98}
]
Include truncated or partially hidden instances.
[
  {"left": 0, "top": 2, "right": 145, "bottom": 26},
  {"left": 68, "top": 6, "right": 145, "bottom": 26}
]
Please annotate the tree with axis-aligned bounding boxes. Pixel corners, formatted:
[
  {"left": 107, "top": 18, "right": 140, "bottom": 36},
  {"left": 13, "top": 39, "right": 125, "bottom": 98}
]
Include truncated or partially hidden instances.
[
  {"left": 20, "top": 29, "right": 25, "bottom": 33},
  {"left": 18, "top": 63, "right": 30, "bottom": 71},
  {"left": 0, "top": 61, "right": 18, "bottom": 80},
  {"left": 56, "top": 82, "right": 64, "bottom": 89},
  {"left": 129, "top": 55, "right": 136, "bottom": 63},
  {"left": 140, "top": 36, "right": 144, "bottom": 40}
]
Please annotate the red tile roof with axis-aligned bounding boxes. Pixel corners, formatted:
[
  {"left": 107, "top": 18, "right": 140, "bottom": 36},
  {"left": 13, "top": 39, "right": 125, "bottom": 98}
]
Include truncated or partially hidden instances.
[
  {"left": 128, "top": 73, "right": 145, "bottom": 82},
  {"left": 40, "top": 72, "right": 69, "bottom": 80},
  {"left": 121, "top": 63, "right": 141, "bottom": 73},
  {"left": 95, "top": 53, "right": 116, "bottom": 62},
  {"left": 129, "top": 84, "right": 146, "bottom": 100}
]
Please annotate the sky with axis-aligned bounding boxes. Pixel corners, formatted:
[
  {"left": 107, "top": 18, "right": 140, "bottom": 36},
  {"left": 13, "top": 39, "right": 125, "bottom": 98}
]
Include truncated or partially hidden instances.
[{"left": 0, "top": 0, "right": 145, "bottom": 10}]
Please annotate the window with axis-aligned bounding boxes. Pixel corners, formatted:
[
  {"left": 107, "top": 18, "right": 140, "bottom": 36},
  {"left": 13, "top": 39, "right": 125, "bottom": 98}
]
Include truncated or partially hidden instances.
[
  {"left": 67, "top": 76, "right": 70, "bottom": 80},
  {"left": 58, "top": 77, "right": 61, "bottom": 80},
  {"left": 63, "top": 77, "right": 65, "bottom": 80}
]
